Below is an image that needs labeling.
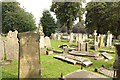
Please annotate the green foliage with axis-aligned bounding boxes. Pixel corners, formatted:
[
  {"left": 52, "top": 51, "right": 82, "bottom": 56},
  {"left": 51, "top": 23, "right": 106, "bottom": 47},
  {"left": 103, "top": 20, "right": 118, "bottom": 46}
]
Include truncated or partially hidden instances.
[
  {"left": 40, "top": 10, "right": 56, "bottom": 37},
  {"left": 50, "top": 2, "right": 83, "bottom": 34},
  {"left": 2, "top": 1, "right": 37, "bottom": 33},
  {"left": 85, "top": 2, "right": 120, "bottom": 36}
]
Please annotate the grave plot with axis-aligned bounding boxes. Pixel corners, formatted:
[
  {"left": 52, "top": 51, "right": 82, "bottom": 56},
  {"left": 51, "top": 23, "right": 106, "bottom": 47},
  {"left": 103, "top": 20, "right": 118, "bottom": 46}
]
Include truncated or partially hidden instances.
[
  {"left": 54, "top": 54, "right": 93, "bottom": 67},
  {"left": 95, "top": 67, "right": 115, "bottom": 78},
  {"left": 63, "top": 70, "right": 108, "bottom": 78},
  {"left": 99, "top": 49, "right": 115, "bottom": 54},
  {"left": 52, "top": 49, "right": 63, "bottom": 53},
  {"left": 69, "top": 51, "right": 100, "bottom": 57},
  {"left": 101, "top": 52, "right": 113, "bottom": 60}
]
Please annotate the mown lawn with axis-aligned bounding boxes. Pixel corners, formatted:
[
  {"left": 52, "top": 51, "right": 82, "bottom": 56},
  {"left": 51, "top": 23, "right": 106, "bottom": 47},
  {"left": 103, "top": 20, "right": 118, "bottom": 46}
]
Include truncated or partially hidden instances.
[{"left": 1, "top": 40, "right": 115, "bottom": 78}]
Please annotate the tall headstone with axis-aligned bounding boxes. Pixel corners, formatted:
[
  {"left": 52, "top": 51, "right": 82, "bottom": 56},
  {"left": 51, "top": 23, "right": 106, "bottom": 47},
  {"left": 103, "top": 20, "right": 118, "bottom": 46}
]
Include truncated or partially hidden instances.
[
  {"left": 106, "top": 31, "right": 110, "bottom": 47},
  {"left": 44, "top": 36, "right": 51, "bottom": 49},
  {"left": 0, "top": 37, "right": 4, "bottom": 62},
  {"left": 69, "top": 33, "right": 74, "bottom": 43},
  {"left": 18, "top": 32, "right": 41, "bottom": 78},
  {"left": 113, "top": 43, "right": 120, "bottom": 79},
  {"left": 5, "top": 31, "right": 19, "bottom": 60},
  {"left": 76, "top": 34, "right": 78, "bottom": 43},
  {"left": 100, "top": 35, "right": 104, "bottom": 48},
  {"left": 78, "top": 34, "right": 83, "bottom": 43},
  {"left": 93, "top": 30, "right": 97, "bottom": 45}
]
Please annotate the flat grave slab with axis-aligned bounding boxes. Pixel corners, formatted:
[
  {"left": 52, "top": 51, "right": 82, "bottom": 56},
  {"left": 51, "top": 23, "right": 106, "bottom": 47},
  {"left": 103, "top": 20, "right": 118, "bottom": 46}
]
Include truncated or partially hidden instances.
[
  {"left": 69, "top": 51, "right": 100, "bottom": 57},
  {"left": 99, "top": 49, "right": 115, "bottom": 54},
  {"left": 53, "top": 49, "right": 63, "bottom": 53},
  {"left": 97, "top": 67, "right": 115, "bottom": 78},
  {"left": 54, "top": 54, "right": 93, "bottom": 67},
  {"left": 101, "top": 52, "right": 113, "bottom": 60},
  {"left": 63, "top": 70, "right": 108, "bottom": 79}
]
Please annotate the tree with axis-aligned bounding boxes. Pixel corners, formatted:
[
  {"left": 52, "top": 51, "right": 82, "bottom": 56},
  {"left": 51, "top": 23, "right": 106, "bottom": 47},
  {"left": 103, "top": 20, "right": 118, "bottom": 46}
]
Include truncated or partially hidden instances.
[
  {"left": 2, "top": 1, "right": 37, "bottom": 33},
  {"left": 61, "top": 26, "right": 67, "bottom": 33},
  {"left": 40, "top": 10, "right": 56, "bottom": 37},
  {"left": 50, "top": 2, "right": 84, "bottom": 34},
  {"left": 85, "top": 2, "right": 120, "bottom": 37}
]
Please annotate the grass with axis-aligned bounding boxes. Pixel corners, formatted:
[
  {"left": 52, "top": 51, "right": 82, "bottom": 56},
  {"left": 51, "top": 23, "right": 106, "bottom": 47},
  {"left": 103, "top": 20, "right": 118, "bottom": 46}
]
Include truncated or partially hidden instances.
[{"left": 1, "top": 40, "right": 115, "bottom": 78}]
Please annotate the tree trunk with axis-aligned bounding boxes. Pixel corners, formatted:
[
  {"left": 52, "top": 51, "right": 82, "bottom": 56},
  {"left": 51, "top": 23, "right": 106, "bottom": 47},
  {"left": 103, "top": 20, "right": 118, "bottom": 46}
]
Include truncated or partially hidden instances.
[{"left": 67, "top": 21, "right": 70, "bottom": 34}]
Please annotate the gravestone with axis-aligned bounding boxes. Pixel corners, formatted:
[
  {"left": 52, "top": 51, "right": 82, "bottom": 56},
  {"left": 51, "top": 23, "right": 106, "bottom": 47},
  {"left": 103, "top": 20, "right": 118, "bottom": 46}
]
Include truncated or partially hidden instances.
[
  {"left": 101, "top": 52, "right": 113, "bottom": 60},
  {"left": 78, "top": 42, "right": 88, "bottom": 52},
  {"left": 113, "top": 43, "right": 120, "bottom": 79},
  {"left": 75, "top": 34, "right": 78, "bottom": 43},
  {"left": 18, "top": 32, "right": 41, "bottom": 78},
  {"left": 5, "top": 31, "right": 19, "bottom": 60},
  {"left": 93, "top": 30, "right": 97, "bottom": 45},
  {"left": 44, "top": 36, "right": 51, "bottom": 49},
  {"left": 69, "top": 33, "right": 74, "bottom": 43},
  {"left": 106, "top": 31, "right": 110, "bottom": 47},
  {"left": 100, "top": 35, "right": 104, "bottom": 48},
  {"left": 39, "top": 37, "right": 44, "bottom": 49},
  {"left": 53, "top": 33, "right": 57, "bottom": 40},
  {"left": 57, "top": 34, "right": 61, "bottom": 41},
  {"left": 78, "top": 34, "right": 83, "bottom": 43},
  {"left": 0, "top": 38, "right": 4, "bottom": 62}
]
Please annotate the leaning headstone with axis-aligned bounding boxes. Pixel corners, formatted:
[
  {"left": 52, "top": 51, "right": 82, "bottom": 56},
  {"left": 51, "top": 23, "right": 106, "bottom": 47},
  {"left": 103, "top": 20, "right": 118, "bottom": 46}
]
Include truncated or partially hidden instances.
[
  {"left": 0, "top": 38, "right": 4, "bottom": 62},
  {"left": 44, "top": 36, "right": 51, "bottom": 49},
  {"left": 5, "top": 31, "right": 19, "bottom": 60},
  {"left": 113, "top": 43, "right": 120, "bottom": 79},
  {"left": 18, "top": 32, "right": 41, "bottom": 78}
]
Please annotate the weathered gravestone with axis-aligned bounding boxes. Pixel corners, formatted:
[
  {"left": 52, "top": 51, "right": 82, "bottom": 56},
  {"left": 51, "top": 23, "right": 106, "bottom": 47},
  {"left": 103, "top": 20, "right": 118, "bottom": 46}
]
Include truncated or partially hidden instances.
[
  {"left": 4, "top": 31, "right": 19, "bottom": 60},
  {"left": 0, "top": 37, "right": 4, "bottom": 62},
  {"left": 101, "top": 52, "right": 113, "bottom": 60},
  {"left": 44, "top": 36, "right": 51, "bottom": 49},
  {"left": 113, "top": 43, "right": 120, "bottom": 79},
  {"left": 18, "top": 32, "right": 41, "bottom": 78},
  {"left": 78, "top": 42, "right": 88, "bottom": 52},
  {"left": 106, "top": 31, "right": 112, "bottom": 47},
  {"left": 39, "top": 36, "right": 44, "bottom": 49},
  {"left": 57, "top": 34, "right": 61, "bottom": 41},
  {"left": 100, "top": 35, "right": 104, "bottom": 48},
  {"left": 69, "top": 33, "right": 74, "bottom": 43}
]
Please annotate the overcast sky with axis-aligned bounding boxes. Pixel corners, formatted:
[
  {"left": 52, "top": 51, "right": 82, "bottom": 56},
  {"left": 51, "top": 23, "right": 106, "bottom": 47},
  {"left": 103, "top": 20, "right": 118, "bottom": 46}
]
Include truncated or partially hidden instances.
[{"left": 17, "top": 0, "right": 91, "bottom": 27}]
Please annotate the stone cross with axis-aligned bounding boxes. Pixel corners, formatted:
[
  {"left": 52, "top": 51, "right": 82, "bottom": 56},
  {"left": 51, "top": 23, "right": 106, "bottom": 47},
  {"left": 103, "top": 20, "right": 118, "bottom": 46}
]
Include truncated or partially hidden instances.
[
  {"left": 93, "top": 30, "right": 97, "bottom": 45},
  {"left": 18, "top": 32, "right": 41, "bottom": 78}
]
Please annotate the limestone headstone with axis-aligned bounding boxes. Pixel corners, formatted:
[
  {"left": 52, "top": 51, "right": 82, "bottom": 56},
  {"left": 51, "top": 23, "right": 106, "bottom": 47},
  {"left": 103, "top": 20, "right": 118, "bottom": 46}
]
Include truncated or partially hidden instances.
[
  {"left": 39, "top": 37, "right": 45, "bottom": 49},
  {"left": 18, "top": 32, "right": 41, "bottom": 78},
  {"left": 69, "top": 33, "right": 74, "bottom": 43},
  {"left": 106, "top": 31, "right": 110, "bottom": 47},
  {"left": 100, "top": 35, "right": 104, "bottom": 48},
  {"left": 93, "top": 30, "right": 97, "bottom": 45},
  {"left": 44, "top": 36, "right": 51, "bottom": 48},
  {"left": 0, "top": 38, "right": 4, "bottom": 62},
  {"left": 78, "top": 34, "right": 83, "bottom": 43},
  {"left": 5, "top": 31, "right": 19, "bottom": 60},
  {"left": 57, "top": 34, "right": 61, "bottom": 41}
]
